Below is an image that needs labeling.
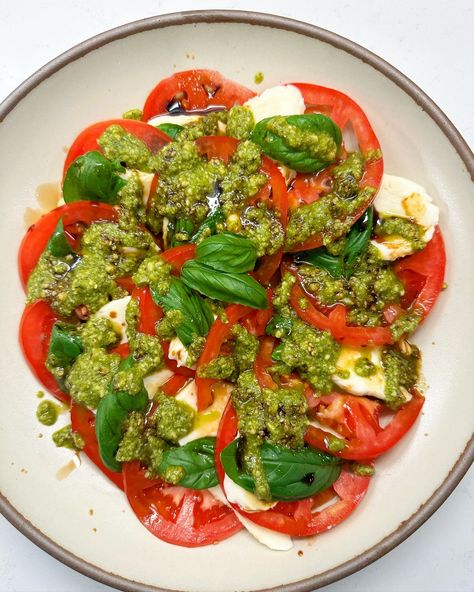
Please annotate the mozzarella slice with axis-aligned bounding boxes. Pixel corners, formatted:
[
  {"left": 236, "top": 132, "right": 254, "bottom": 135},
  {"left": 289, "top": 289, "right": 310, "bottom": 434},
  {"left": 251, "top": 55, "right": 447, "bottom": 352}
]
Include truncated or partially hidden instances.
[
  {"left": 178, "top": 381, "right": 230, "bottom": 445},
  {"left": 143, "top": 368, "right": 174, "bottom": 398},
  {"left": 168, "top": 336, "right": 194, "bottom": 369},
  {"left": 147, "top": 113, "right": 202, "bottom": 127},
  {"left": 371, "top": 174, "right": 439, "bottom": 260},
  {"left": 278, "top": 164, "right": 297, "bottom": 187},
  {"left": 244, "top": 85, "right": 305, "bottom": 122},
  {"left": 223, "top": 474, "right": 277, "bottom": 512},
  {"left": 96, "top": 296, "right": 131, "bottom": 344},
  {"left": 209, "top": 486, "right": 292, "bottom": 551},
  {"left": 136, "top": 171, "right": 155, "bottom": 206},
  {"left": 332, "top": 345, "right": 411, "bottom": 404}
]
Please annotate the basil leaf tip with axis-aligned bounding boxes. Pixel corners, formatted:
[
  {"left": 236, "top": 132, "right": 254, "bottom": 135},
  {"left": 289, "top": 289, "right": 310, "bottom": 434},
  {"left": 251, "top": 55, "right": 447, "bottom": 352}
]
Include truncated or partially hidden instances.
[
  {"left": 158, "top": 437, "right": 218, "bottom": 489},
  {"left": 196, "top": 232, "right": 258, "bottom": 273}
]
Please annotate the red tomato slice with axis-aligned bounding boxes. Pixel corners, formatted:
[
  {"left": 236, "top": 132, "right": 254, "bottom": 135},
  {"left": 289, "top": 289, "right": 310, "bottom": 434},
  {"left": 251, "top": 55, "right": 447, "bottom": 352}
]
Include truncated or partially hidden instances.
[
  {"left": 70, "top": 402, "right": 124, "bottom": 490},
  {"left": 63, "top": 119, "right": 170, "bottom": 176},
  {"left": 290, "top": 281, "right": 393, "bottom": 347},
  {"left": 19, "top": 300, "right": 69, "bottom": 403},
  {"left": 142, "top": 70, "right": 255, "bottom": 121},
  {"left": 395, "top": 226, "right": 446, "bottom": 320},
  {"left": 161, "top": 243, "right": 196, "bottom": 271},
  {"left": 19, "top": 201, "right": 117, "bottom": 289},
  {"left": 132, "top": 286, "right": 163, "bottom": 335},
  {"left": 240, "top": 294, "right": 273, "bottom": 337},
  {"left": 215, "top": 401, "right": 370, "bottom": 536},
  {"left": 161, "top": 374, "right": 190, "bottom": 396},
  {"left": 254, "top": 336, "right": 278, "bottom": 389},
  {"left": 305, "top": 391, "right": 424, "bottom": 460},
  {"left": 122, "top": 460, "right": 242, "bottom": 547},
  {"left": 287, "top": 83, "right": 383, "bottom": 252},
  {"left": 115, "top": 276, "right": 136, "bottom": 294},
  {"left": 196, "top": 304, "right": 253, "bottom": 411}
]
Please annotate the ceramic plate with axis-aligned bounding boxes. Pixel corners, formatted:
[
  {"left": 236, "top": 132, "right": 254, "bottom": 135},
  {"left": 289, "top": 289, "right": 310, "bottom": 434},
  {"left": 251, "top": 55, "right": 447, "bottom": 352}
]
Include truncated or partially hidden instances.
[{"left": 0, "top": 10, "right": 473, "bottom": 592}]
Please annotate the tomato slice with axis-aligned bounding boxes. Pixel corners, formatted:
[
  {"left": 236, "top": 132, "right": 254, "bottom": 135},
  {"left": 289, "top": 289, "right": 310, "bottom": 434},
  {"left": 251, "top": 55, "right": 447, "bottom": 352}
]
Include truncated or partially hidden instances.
[
  {"left": 132, "top": 286, "right": 163, "bottom": 335},
  {"left": 115, "top": 276, "right": 136, "bottom": 294},
  {"left": 215, "top": 401, "right": 370, "bottom": 536},
  {"left": 254, "top": 336, "right": 278, "bottom": 389},
  {"left": 122, "top": 460, "right": 242, "bottom": 547},
  {"left": 70, "top": 402, "right": 124, "bottom": 490},
  {"left": 305, "top": 391, "right": 424, "bottom": 460},
  {"left": 290, "top": 281, "right": 393, "bottom": 347},
  {"left": 142, "top": 70, "right": 255, "bottom": 121},
  {"left": 287, "top": 83, "right": 383, "bottom": 252},
  {"left": 196, "top": 304, "right": 253, "bottom": 411},
  {"left": 161, "top": 243, "right": 196, "bottom": 271},
  {"left": 161, "top": 374, "right": 190, "bottom": 396},
  {"left": 19, "top": 201, "right": 117, "bottom": 289},
  {"left": 395, "top": 226, "right": 446, "bottom": 320},
  {"left": 63, "top": 119, "right": 170, "bottom": 176},
  {"left": 240, "top": 295, "right": 273, "bottom": 337},
  {"left": 19, "top": 301, "right": 69, "bottom": 403}
]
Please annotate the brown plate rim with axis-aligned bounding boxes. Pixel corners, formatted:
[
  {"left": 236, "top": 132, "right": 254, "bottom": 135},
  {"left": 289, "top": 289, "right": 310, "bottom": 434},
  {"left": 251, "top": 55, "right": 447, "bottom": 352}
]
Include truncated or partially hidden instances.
[{"left": 0, "top": 9, "right": 473, "bottom": 592}]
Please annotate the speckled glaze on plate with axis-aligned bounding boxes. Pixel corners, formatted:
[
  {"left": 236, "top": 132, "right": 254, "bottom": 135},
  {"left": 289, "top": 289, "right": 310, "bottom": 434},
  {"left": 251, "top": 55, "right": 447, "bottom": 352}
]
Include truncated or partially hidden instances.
[{"left": 0, "top": 10, "right": 473, "bottom": 592}]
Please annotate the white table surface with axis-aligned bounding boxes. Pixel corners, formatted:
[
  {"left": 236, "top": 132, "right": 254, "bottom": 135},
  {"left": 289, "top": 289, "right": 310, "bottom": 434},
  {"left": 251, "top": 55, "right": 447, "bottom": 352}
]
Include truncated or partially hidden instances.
[{"left": 1, "top": 1, "right": 473, "bottom": 591}]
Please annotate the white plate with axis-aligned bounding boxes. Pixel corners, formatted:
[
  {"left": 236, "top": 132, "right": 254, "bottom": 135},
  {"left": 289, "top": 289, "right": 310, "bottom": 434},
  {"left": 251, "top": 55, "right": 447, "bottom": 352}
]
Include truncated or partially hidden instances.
[{"left": 0, "top": 11, "right": 473, "bottom": 592}]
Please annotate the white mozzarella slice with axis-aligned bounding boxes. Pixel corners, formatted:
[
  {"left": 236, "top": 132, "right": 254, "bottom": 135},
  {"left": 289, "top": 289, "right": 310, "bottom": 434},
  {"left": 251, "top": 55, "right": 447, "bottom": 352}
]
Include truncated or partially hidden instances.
[
  {"left": 178, "top": 382, "right": 230, "bottom": 445},
  {"left": 278, "top": 164, "right": 297, "bottom": 187},
  {"left": 96, "top": 296, "right": 131, "bottom": 344},
  {"left": 168, "top": 336, "right": 195, "bottom": 369},
  {"left": 136, "top": 171, "right": 155, "bottom": 206},
  {"left": 147, "top": 113, "right": 202, "bottom": 126},
  {"left": 57, "top": 196, "right": 65, "bottom": 207},
  {"left": 223, "top": 474, "right": 277, "bottom": 512},
  {"left": 209, "top": 487, "right": 292, "bottom": 551},
  {"left": 143, "top": 368, "right": 174, "bottom": 398},
  {"left": 332, "top": 345, "right": 411, "bottom": 404},
  {"left": 372, "top": 174, "right": 439, "bottom": 260},
  {"left": 244, "top": 85, "right": 305, "bottom": 122}
]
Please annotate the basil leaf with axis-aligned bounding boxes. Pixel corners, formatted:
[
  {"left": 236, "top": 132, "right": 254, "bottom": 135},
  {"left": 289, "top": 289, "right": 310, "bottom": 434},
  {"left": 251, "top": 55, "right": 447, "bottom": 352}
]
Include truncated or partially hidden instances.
[
  {"left": 251, "top": 114, "right": 342, "bottom": 173},
  {"left": 95, "top": 355, "right": 149, "bottom": 472},
  {"left": 169, "top": 219, "right": 194, "bottom": 247},
  {"left": 295, "top": 207, "right": 374, "bottom": 279},
  {"left": 221, "top": 439, "right": 341, "bottom": 501},
  {"left": 46, "top": 219, "right": 75, "bottom": 258},
  {"left": 196, "top": 232, "right": 258, "bottom": 273},
  {"left": 181, "top": 260, "right": 268, "bottom": 310},
  {"left": 159, "top": 437, "right": 218, "bottom": 489},
  {"left": 156, "top": 123, "right": 184, "bottom": 139},
  {"left": 63, "top": 150, "right": 126, "bottom": 204},
  {"left": 151, "top": 278, "right": 213, "bottom": 346},
  {"left": 271, "top": 343, "right": 284, "bottom": 362},
  {"left": 191, "top": 208, "right": 225, "bottom": 243},
  {"left": 295, "top": 249, "right": 343, "bottom": 278},
  {"left": 266, "top": 315, "right": 293, "bottom": 338},
  {"left": 48, "top": 323, "right": 83, "bottom": 366},
  {"left": 342, "top": 206, "right": 374, "bottom": 277}
]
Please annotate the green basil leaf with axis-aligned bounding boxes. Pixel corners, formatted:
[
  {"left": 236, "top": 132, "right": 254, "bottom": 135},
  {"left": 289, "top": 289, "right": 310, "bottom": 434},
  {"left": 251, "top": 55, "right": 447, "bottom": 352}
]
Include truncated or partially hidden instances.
[
  {"left": 169, "top": 219, "right": 194, "bottom": 247},
  {"left": 191, "top": 208, "right": 225, "bottom": 243},
  {"left": 251, "top": 114, "right": 342, "bottom": 173},
  {"left": 95, "top": 355, "right": 149, "bottom": 472},
  {"left": 221, "top": 439, "right": 341, "bottom": 501},
  {"left": 158, "top": 437, "right": 218, "bottom": 489},
  {"left": 63, "top": 150, "right": 126, "bottom": 204},
  {"left": 271, "top": 343, "right": 284, "bottom": 362},
  {"left": 342, "top": 206, "right": 374, "bottom": 277},
  {"left": 156, "top": 123, "right": 184, "bottom": 139},
  {"left": 295, "top": 249, "right": 343, "bottom": 278},
  {"left": 196, "top": 232, "right": 258, "bottom": 273},
  {"left": 47, "top": 219, "right": 75, "bottom": 258},
  {"left": 151, "top": 278, "right": 213, "bottom": 346},
  {"left": 48, "top": 323, "right": 83, "bottom": 366},
  {"left": 181, "top": 260, "right": 268, "bottom": 310},
  {"left": 266, "top": 315, "right": 293, "bottom": 338}
]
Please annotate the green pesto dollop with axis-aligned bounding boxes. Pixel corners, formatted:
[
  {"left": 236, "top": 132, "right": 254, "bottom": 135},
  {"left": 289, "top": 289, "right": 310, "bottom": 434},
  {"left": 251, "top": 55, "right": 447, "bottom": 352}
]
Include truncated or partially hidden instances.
[
  {"left": 231, "top": 324, "right": 259, "bottom": 373},
  {"left": 197, "top": 355, "right": 235, "bottom": 379},
  {"left": 99, "top": 125, "right": 151, "bottom": 171},
  {"left": 113, "top": 334, "right": 164, "bottom": 394},
  {"left": 66, "top": 348, "right": 120, "bottom": 409},
  {"left": 240, "top": 203, "right": 284, "bottom": 256},
  {"left": 122, "top": 108, "right": 143, "bottom": 121},
  {"left": 52, "top": 424, "right": 84, "bottom": 451},
  {"left": 382, "top": 344, "right": 421, "bottom": 409},
  {"left": 375, "top": 216, "right": 427, "bottom": 251},
  {"left": 36, "top": 400, "right": 59, "bottom": 426},
  {"left": 278, "top": 319, "right": 340, "bottom": 394},
  {"left": 354, "top": 357, "right": 376, "bottom": 377},
  {"left": 118, "top": 171, "right": 146, "bottom": 227},
  {"left": 285, "top": 152, "right": 373, "bottom": 249},
  {"left": 177, "top": 111, "right": 227, "bottom": 142},
  {"left": 390, "top": 311, "right": 422, "bottom": 341},
  {"left": 153, "top": 392, "right": 195, "bottom": 443},
  {"left": 80, "top": 316, "right": 119, "bottom": 349},
  {"left": 226, "top": 106, "right": 255, "bottom": 141},
  {"left": 132, "top": 254, "right": 173, "bottom": 296}
]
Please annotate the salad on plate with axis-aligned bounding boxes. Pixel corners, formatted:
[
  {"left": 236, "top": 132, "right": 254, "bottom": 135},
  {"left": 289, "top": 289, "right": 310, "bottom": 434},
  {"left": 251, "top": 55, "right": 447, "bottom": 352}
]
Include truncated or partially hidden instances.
[{"left": 19, "top": 69, "right": 446, "bottom": 550}]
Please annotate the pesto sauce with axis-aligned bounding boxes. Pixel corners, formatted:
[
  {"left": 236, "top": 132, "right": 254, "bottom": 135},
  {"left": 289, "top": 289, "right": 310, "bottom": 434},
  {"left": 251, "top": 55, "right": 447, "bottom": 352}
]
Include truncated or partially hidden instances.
[
  {"left": 36, "top": 400, "right": 59, "bottom": 426},
  {"left": 99, "top": 125, "right": 151, "bottom": 171},
  {"left": 375, "top": 216, "right": 427, "bottom": 250},
  {"left": 382, "top": 344, "right": 420, "bottom": 409},
  {"left": 52, "top": 424, "right": 84, "bottom": 451}
]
